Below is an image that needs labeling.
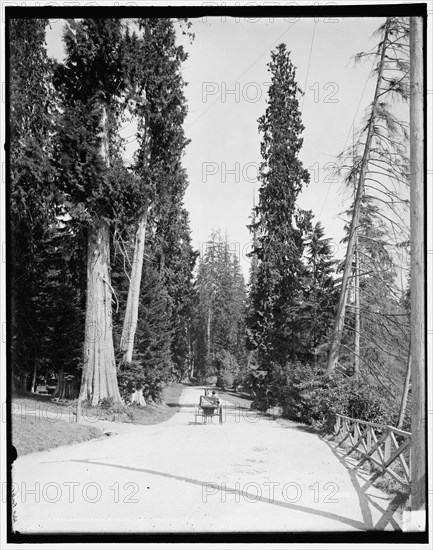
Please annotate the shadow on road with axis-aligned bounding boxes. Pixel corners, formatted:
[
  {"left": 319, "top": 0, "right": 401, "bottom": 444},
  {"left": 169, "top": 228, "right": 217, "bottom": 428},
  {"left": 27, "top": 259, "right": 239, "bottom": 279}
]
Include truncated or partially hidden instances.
[
  {"left": 165, "top": 403, "right": 196, "bottom": 409},
  {"left": 277, "top": 422, "right": 326, "bottom": 435},
  {"left": 42, "top": 456, "right": 389, "bottom": 531},
  {"left": 320, "top": 434, "right": 404, "bottom": 531}
]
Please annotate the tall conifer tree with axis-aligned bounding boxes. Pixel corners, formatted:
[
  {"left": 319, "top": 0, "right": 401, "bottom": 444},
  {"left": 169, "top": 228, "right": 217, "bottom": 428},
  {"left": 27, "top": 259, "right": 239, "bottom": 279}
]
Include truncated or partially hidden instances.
[
  {"left": 248, "top": 44, "right": 310, "bottom": 368},
  {"left": 10, "top": 18, "right": 56, "bottom": 390},
  {"left": 55, "top": 19, "right": 132, "bottom": 404}
]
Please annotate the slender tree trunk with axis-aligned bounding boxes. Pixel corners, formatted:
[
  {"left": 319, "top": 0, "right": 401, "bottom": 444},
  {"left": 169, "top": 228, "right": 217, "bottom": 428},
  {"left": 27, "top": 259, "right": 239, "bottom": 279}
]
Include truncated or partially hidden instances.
[
  {"left": 327, "top": 19, "right": 390, "bottom": 373},
  {"left": 397, "top": 349, "right": 411, "bottom": 429},
  {"left": 312, "top": 260, "right": 317, "bottom": 349},
  {"left": 354, "top": 236, "right": 360, "bottom": 376},
  {"left": 409, "top": 16, "right": 425, "bottom": 513},
  {"left": 190, "top": 341, "right": 195, "bottom": 380},
  {"left": 120, "top": 205, "right": 149, "bottom": 364},
  {"left": 119, "top": 104, "right": 150, "bottom": 407},
  {"left": 31, "top": 362, "right": 37, "bottom": 393},
  {"left": 207, "top": 303, "right": 212, "bottom": 353},
  {"left": 188, "top": 328, "right": 194, "bottom": 380},
  {"left": 52, "top": 368, "right": 64, "bottom": 399},
  {"left": 206, "top": 303, "right": 212, "bottom": 378},
  {"left": 78, "top": 104, "right": 122, "bottom": 405}
]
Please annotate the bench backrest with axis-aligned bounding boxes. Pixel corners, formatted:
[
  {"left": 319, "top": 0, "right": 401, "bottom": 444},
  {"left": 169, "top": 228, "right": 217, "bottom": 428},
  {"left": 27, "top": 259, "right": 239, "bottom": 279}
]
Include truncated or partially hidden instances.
[{"left": 200, "top": 395, "right": 219, "bottom": 407}]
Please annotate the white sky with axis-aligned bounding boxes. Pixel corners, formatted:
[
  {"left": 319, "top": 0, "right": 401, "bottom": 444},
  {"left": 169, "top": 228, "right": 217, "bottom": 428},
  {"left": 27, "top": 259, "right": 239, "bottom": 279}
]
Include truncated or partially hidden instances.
[
  {"left": 45, "top": 16, "right": 396, "bottom": 277},
  {"left": 178, "top": 16, "right": 382, "bottom": 275}
]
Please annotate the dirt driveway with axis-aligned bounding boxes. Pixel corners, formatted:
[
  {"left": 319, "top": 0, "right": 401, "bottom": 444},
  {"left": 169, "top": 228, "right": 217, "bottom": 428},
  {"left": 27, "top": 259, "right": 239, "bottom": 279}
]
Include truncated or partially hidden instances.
[{"left": 12, "top": 386, "right": 402, "bottom": 533}]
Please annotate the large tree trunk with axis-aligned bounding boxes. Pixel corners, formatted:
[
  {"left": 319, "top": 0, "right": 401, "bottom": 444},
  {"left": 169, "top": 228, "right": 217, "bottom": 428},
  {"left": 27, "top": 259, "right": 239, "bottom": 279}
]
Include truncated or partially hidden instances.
[
  {"left": 79, "top": 219, "right": 122, "bottom": 405},
  {"left": 120, "top": 206, "right": 149, "bottom": 364},
  {"left": 409, "top": 16, "right": 425, "bottom": 514},
  {"left": 78, "top": 104, "right": 122, "bottom": 405},
  {"left": 327, "top": 19, "right": 389, "bottom": 373}
]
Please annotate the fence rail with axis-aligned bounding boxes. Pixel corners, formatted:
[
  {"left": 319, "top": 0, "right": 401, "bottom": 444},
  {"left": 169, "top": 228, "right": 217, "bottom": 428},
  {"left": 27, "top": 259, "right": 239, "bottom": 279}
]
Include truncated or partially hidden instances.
[{"left": 334, "top": 413, "right": 412, "bottom": 488}]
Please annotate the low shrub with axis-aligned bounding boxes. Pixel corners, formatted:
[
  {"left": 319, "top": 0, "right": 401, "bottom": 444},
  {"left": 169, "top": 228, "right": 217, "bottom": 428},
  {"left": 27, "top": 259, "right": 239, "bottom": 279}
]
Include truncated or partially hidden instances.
[
  {"left": 99, "top": 397, "right": 116, "bottom": 410},
  {"left": 117, "top": 360, "right": 164, "bottom": 403},
  {"left": 271, "top": 362, "right": 397, "bottom": 430},
  {"left": 245, "top": 365, "right": 283, "bottom": 412},
  {"left": 216, "top": 371, "right": 234, "bottom": 390}
]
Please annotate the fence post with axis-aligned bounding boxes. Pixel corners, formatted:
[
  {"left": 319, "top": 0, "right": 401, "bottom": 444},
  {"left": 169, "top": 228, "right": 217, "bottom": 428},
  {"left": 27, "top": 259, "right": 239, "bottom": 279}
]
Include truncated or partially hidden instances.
[
  {"left": 409, "top": 443, "right": 412, "bottom": 481},
  {"left": 353, "top": 422, "right": 359, "bottom": 445},
  {"left": 76, "top": 401, "right": 82, "bottom": 424},
  {"left": 366, "top": 426, "right": 372, "bottom": 453},
  {"left": 335, "top": 415, "right": 340, "bottom": 435},
  {"left": 384, "top": 429, "right": 391, "bottom": 466}
]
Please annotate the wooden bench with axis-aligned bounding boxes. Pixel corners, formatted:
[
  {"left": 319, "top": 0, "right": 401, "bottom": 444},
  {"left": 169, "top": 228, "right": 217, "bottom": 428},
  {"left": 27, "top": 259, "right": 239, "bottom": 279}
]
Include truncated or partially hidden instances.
[{"left": 195, "top": 395, "right": 223, "bottom": 424}]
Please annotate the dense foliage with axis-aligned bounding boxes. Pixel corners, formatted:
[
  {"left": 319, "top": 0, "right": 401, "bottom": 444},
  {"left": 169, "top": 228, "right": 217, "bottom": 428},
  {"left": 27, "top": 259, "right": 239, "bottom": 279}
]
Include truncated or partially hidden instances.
[
  {"left": 246, "top": 44, "right": 338, "bottom": 403},
  {"left": 10, "top": 18, "right": 412, "bottom": 431},
  {"left": 113, "top": 18, "right": 197, "bottom": 397},
  {"left": 192, "top": 232, "right": 248, "bottom": 385},
  {"left": 10, "top": 18, "right": 58, "bottom": 391},
  {"left": 243, "top": 38, "right": 409, "bottom": 426},
  {"left": 10, "top": 18, "right": 196, "bottom": 403},
  {"left": 247, "top": 44, "right": 312, "bottom": 367}
]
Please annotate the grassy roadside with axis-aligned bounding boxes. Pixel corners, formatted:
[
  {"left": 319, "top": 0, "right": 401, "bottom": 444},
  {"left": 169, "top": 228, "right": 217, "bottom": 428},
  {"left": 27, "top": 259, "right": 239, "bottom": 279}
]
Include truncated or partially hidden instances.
[
  {"left": 12, "top": 416, "right": 102, "bottom": 457},
  {"left": 12, "top": 383, "right": 185, "bottom": 423},
  {"left": 11, "top": 383, "right": 186, "bottom": 456},
  {"left": 217, "top": 389, "right": 253, "bottom": 410}
]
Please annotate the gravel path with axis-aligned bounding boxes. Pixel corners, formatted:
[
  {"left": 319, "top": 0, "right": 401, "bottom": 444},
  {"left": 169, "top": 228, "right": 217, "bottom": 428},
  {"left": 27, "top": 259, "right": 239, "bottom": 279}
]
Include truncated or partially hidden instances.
[{"left": 12, "top": 386, "right": 402, "bottom": 533}]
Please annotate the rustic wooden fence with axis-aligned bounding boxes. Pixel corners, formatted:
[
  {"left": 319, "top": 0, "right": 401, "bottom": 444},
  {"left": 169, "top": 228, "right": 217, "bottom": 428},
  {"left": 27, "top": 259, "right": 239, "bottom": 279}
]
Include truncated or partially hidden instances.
[{"left": 334, "top": 413, "right": 412, "bottom": 489}]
